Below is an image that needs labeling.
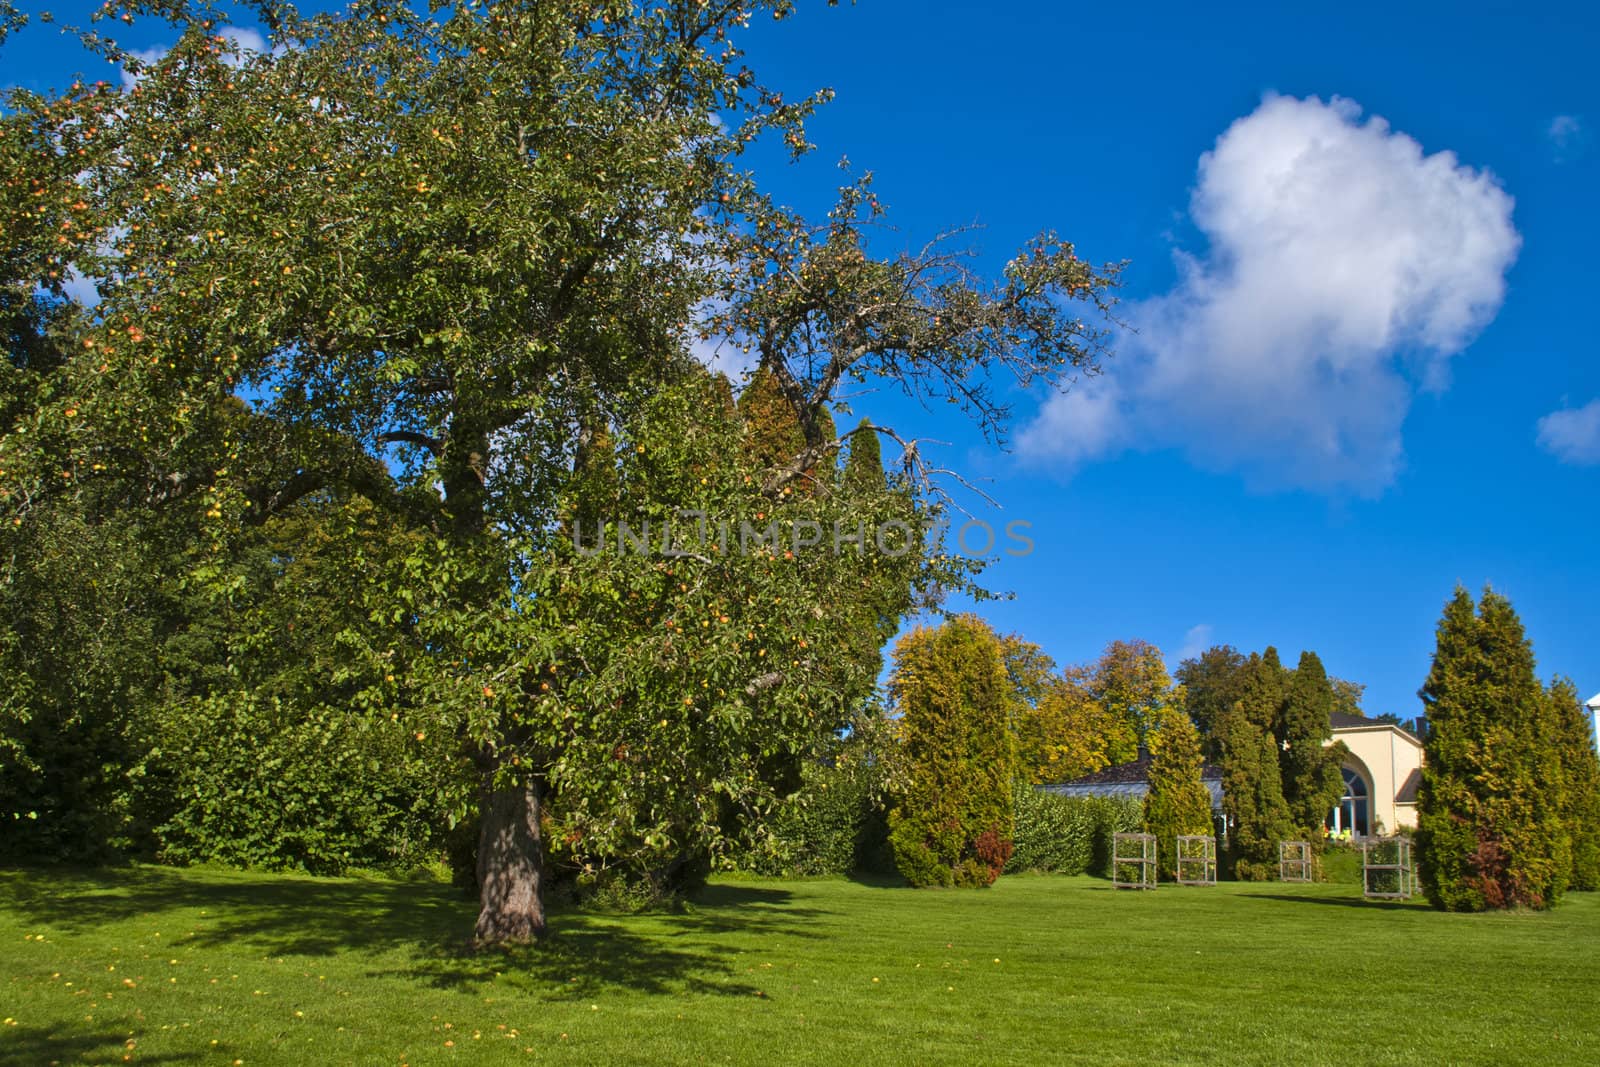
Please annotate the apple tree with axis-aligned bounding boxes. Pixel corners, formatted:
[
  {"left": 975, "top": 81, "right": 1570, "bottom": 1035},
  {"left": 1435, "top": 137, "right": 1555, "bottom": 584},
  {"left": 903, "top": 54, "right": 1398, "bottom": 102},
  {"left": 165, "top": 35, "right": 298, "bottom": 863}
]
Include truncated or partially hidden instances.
[{"left": 1, "top": 0, "right": 1121, "bottom": 941}]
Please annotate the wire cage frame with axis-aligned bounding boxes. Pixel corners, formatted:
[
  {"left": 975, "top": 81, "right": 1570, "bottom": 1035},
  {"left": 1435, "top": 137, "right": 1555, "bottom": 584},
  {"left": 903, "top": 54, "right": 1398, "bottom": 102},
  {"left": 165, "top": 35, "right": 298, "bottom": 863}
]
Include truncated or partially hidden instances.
[
  {"left": 1175, "top": 834, "right": 1217, "bottom": 886},
  {"left": 1279, "top": 840, "right": 1313, "bottom": 883},
  {"left": 1362, "top": 836, "right": 1417, "bottom": 899},
  {"left": 1112, "top": 832, "right": 1157, "bottom": 890}
]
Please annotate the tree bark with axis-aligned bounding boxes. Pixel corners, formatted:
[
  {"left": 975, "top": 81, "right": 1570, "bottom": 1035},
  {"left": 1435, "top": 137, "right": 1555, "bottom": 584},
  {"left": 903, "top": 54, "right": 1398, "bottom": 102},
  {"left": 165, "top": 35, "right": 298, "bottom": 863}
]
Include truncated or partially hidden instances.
[{"left": 474, "top": 776, "right": 547, "bottom": 944}]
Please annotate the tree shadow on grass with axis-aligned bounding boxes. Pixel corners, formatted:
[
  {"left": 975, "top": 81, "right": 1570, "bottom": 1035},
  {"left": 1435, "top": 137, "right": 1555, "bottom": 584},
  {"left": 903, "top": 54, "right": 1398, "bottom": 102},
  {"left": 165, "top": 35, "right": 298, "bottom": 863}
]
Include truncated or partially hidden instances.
[
  {"left": 383, "top": 880, "right": 830, "bottom": 999},
  {"left": 0, "top": 866, "right": 828, "bottom": 998},
  {"left": 843, "top": 869, "right": 906, "bottom": 890},
  {"left": 1243, "top": 891, "right": 1426, "bottom": 912},
  {"left": 0, "top": 1021, "right": 205, "bottom": 1065},
  {"left": 0, "top": 864, "right": 470, "bottom": 955}
]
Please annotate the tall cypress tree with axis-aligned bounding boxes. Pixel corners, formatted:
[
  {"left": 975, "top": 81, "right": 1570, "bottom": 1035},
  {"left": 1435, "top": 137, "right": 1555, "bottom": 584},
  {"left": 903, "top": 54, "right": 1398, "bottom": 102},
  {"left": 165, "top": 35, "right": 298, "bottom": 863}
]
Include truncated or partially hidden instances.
[
  {"left": 1244, "top": 646, "right": 1288, "bottom": 732},
  {"left": 736, "top": 366, "right": 836, "bottom": 492},
  {"left": 1219, "top": 650, "right": 1295, "bottom": 879},
  {"left": 842, "top": 417, "right": 886, "bottom": 495},
  {"left": 887, "top": 616, "right": 1016, "bottom": 888},
  {"left": 1142, "top": 702, "right": 1216, "bottom": 881},
  {"left": 1550, "top": 675, "right": 1600, "bottom": 891},
  {"left": 1417, "top": 586, "right": 1570, "bottom": 910},
  {"left": 1416, "top": 589, "right": 1485, "bottom": 908},
  {"left": 1279, "top": 651, "right": 1348, "bottom": 837},
  {"left": 736, "top": 365, "right": 805, "bottom": 474}
]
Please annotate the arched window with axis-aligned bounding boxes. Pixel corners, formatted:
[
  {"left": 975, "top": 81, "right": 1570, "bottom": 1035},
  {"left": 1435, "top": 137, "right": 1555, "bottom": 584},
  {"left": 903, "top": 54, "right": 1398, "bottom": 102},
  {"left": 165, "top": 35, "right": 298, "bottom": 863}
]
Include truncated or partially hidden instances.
[{"left": 1328, "top": 766, "right": 1370, "bottom": 838}]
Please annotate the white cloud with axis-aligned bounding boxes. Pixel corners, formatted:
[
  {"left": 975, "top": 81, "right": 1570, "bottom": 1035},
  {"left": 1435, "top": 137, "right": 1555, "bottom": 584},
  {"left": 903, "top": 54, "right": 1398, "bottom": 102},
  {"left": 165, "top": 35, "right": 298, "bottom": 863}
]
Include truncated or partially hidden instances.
[
  {"left": 1547, "top": 114, "right": 1582, "bottom": 143},
  {"left": 689, "top": 333, "right": 757, "bottom": 381},
  {"left": 121, "top": 26, "right": 277, "bottom": 89},
  {"left": 1175, "top": 623, "right": 1214, "bottom": 665},
  {"left": 1022, "top": 93, "right": 1521, "bottom": 494},
  {"left": 1547, "top": 114, "right": 1587, "bottom": 159},
  {"left": 220, "top": 27, "right": 270, "bottom": 56},
  {"left": 1016, "top": 374, "right": 1125, "bottom": 464},
  {"left": 1536, "top": 399, "right": 1600, "bottom": 465},
  {"left": 121, "top": 46, "right": 169, "bottom": 91}
]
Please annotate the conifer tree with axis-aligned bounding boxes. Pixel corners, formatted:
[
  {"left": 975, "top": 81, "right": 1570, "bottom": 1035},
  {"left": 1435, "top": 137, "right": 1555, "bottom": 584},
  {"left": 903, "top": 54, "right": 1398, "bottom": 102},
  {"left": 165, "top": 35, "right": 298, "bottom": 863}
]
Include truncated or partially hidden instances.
[
  {"left": 887, "top": 616, "right": 1016, "bottom": 887},
  {"left": 1176, "top": 644, "right": 1250, "bottom": 761},
  {"left": 1416, "top": 589, "right": 1487, "bottom": 908},
  {"left": 1219, "top": 716, "right": 1294, "bottom": 880},
  {"left": 1219, "top": 650, "right": 1294, "bottom": 879},
  {"left": 736, "top": 365, "right": 835, "bottom": 492},
  {"left": 1279, "top": 651, "right": 1348, "bottom": 837},
  {"left": 1417, "top": 586, "right": 1570, "bottom": 910},
  {"left": 1142, "top": 702, "right": 1215, "bottom": 881},
  {"left": 737, "top": 366, "right": 807, "bottom": 475},
  {"left": 1245, "top": 646, "right": 1289, "bottom": 731},
  {"left": 1550, "top": 676, "right": 1600, "bottom": 891},
  {"left": 842, "top": 417, "right": 886, "bottom": 495}
]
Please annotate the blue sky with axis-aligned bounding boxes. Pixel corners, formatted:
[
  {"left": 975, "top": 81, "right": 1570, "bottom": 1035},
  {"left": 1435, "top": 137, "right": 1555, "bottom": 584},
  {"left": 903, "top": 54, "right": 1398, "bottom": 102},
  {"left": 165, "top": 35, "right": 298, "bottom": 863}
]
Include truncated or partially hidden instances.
[
  {"left": 728, "top": 1, "right": 1599, "bottom": 716},
  {"left": 6, "top": 2, "right": 1596, "bottom": 719}
]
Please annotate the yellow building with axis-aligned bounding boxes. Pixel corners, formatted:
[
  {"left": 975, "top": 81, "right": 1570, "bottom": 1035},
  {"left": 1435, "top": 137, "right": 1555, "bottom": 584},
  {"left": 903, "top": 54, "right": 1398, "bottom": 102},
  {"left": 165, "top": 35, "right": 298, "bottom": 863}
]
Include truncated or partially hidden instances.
[
  {"left": 1325, "top": 712, "right": 1424, "bottom": 836},
  {"left": 1044, "top": 710, "right": 1429, "bottom": 840}
]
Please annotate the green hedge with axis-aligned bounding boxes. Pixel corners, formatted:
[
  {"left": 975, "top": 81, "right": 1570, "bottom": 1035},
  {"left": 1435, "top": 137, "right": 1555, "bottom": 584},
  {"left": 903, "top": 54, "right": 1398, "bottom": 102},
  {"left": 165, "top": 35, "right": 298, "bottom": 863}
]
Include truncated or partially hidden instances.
[
  {"left": 137, "top": 693, "right": 462, "bottom": 875},
  {"left": 737, "top": 756, "right": 888, "bottom": 877},
  {"left": 1006, "top": 784, "right": 1143, "bottom": 876},
  {"left": 739, "top": 778, "right": 1144, "bottom": 880}
]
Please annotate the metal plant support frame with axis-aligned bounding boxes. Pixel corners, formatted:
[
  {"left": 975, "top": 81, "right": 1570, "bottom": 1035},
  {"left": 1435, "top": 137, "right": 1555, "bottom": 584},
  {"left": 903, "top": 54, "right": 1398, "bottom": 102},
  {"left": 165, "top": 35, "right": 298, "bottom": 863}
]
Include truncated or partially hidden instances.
[
  {"left": 1362, "top": 836, "right": 1417, "bottom": 899},
  {"left": 1279, "top": 840, "right": 1313, "bottom": 883},
  {"left": 1112, "top": 832, "right": 1157, "bottom": 890},
  {"left": 1175, "top": 834, "right": 1217, "bottom": 886}
]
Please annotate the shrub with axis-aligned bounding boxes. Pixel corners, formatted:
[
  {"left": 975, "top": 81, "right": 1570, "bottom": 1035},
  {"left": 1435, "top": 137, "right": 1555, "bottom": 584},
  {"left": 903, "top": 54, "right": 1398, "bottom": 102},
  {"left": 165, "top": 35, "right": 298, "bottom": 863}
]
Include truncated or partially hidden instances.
[
  {"left": 1317, "top": 841, "right": 1363, "bottom": 885},
  {"left": 0, "top": 503, "right": 163, "bottom": 863},
  {"left": 1362, "top": 837, "right": 1411, "bottom": 896}
]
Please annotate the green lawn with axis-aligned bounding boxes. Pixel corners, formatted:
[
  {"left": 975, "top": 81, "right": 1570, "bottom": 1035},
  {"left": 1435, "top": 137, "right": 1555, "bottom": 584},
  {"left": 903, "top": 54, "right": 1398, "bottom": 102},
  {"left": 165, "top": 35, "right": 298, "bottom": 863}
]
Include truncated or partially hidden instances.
[{"left": 2, "top": 865, "right": 1596, "bottom": 1066}]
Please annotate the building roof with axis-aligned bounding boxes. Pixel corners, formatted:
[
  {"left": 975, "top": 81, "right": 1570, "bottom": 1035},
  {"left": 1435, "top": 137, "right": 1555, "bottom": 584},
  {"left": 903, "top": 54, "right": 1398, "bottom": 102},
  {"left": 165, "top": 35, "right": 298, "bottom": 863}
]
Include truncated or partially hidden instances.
[
  {"left": 1047, "top": 749, "right": 1223, "bottom": 789},
  {"left": 1038, "top": 751, "right": 1226, "bottom": 811},
  {"left": 1329, "top": 710, "right": 1423, "bottom": 745},
  {"left": 1587, "top": 692, "right": 1600, "bottom": 710}
]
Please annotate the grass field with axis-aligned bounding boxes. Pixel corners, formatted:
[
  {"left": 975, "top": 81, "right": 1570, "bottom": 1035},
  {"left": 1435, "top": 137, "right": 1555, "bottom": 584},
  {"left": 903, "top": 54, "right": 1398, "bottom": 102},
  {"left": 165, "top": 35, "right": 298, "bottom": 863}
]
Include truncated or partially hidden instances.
[{"left": 2, "top": 864, "right": 1596, "bottom": 1066}]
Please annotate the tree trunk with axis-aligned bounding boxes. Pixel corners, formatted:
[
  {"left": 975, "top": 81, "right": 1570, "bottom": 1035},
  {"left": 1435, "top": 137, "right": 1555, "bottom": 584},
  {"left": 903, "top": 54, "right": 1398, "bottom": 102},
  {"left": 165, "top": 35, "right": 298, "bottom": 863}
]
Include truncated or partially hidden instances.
[{"left": 474, "top": 776, "right": 546, "bottom": 944}]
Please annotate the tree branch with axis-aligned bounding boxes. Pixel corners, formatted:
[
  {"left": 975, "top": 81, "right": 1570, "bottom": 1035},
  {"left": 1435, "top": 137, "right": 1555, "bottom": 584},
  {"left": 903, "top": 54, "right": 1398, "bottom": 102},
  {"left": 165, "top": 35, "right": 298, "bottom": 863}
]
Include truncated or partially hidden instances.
[{"left": 377, "top": 429, "right": 445, "bottom": 457}]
